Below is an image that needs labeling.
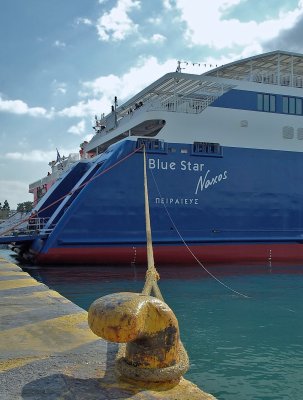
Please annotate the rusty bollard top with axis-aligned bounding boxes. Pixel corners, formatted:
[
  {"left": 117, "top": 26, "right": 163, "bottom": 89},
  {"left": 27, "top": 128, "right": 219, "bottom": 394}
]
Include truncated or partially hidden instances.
[{"left": 88, "top": 292, "right": 189, "bottom": 383}]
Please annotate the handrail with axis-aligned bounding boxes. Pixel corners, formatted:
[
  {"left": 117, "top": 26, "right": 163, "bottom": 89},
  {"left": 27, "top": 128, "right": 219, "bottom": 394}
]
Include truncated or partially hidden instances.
[
  {"left": 27, "top": 217, "right": 50, "bottom": 230},
  {"left": 250, "top": 72, "right": 303, "bottom": 88},
  {"left": 146, "top": 96, "right": 217, "bottom": 114},
  {"left": 1, "top": 217, "right": 54, "bottom": 238}
]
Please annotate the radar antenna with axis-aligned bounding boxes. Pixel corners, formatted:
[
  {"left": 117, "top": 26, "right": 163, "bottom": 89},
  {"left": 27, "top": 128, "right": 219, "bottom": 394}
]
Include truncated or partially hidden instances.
[{"left": 176, "top": 60, "right": 188, "bottom": 73}]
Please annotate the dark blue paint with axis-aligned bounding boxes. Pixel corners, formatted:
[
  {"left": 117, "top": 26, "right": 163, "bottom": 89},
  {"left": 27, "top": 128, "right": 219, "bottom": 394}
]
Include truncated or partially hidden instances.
[
  {"left": 32, "top": 138, "right": 303, "bottom": 257},
  {"left": 212, "top": 89, "right": 303, "bottom": 115}
]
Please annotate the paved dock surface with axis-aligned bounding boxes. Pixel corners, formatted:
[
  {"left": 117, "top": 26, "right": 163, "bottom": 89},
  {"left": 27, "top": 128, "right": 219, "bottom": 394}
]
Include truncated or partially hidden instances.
[{"left": 0, "top": 256, "right": 216, "bottom": 399}]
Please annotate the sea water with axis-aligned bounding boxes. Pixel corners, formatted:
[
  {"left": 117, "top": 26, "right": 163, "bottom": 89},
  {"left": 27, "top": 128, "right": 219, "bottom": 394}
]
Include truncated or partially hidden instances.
[{"left": 2, "top": 250, "right": 303, "bottom": 400}]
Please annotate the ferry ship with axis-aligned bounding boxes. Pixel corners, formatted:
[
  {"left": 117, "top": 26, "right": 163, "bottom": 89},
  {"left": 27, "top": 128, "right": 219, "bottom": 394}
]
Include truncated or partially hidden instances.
[{"left": 2, "top": 50, "right": 303, "bottom": 265}]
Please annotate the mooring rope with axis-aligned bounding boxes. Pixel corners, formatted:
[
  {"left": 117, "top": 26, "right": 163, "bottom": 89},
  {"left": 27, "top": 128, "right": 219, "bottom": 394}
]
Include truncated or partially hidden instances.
[
  {"left": 116, "top": 147, "right": 189, "bottom": 382},
  {"left": 141, "top": 146, "right": 164, "bottom": 301}
]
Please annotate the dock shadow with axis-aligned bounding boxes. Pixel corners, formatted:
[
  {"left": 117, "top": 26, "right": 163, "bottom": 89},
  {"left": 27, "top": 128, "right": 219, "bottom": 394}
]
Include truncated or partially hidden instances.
[{"left": 21, "top": 342, "right": 179, "bottom": 399}]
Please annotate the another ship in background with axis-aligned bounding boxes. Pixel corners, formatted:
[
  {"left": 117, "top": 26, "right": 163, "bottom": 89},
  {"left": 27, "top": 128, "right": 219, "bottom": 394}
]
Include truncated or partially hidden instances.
[{"left": 29, "top": 151, "right": 79, "bottom": 206}]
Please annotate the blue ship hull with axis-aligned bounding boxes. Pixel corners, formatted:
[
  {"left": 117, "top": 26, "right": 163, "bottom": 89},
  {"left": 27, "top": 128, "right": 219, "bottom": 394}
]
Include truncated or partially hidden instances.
[{"left": 25, "top": 139, "right": 303, "bottom": 265}]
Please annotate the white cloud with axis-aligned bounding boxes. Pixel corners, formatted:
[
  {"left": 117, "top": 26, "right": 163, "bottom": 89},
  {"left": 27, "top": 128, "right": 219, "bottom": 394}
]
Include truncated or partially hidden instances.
[
  {"left": 162, "top": 0, "right": 173, "bottom": 10},
  {"left": 82, "top": 56, "right": 176, "bottom": 99},
  {"left": 3, "top": 147, "right": 79, "bottom": 163},
  {"left": 174, "top": 0, "right": 303, "bottom": 51},
  {"left": 148, "top": 17, "right": 162, "bottom": 25},
  {"left": 58, "top": 57, "right": 177, "bottom": 118},
  {"left": 150, "top": 33, "right": 166, "bottom": 43},
  {"left": 52, "top": 80, "right": 67, "bottom": 95},
  {"left": 58, "top": 98, "right": 108, "bottom": 118},
  {"left": 4, "top": 150, "right": 57, "bottom": 162},
  {"left": 0, "top": 96, "right": 48, "bottom": 117},
  {"left": 96, "top": 0, "right": 140, "bottom": 41},
  {"left": 56, "top": 87, "right": 66, "bottom": 95},
  {"left": 128, "top": 32, "right": 167, "bottom": 45},
  {"left": 53, "top": 40, "right": 66, "bottom": 48},
  {"left": 68, "top": 120, "right": 86, "bottom": 135},
  {"left": 75, "top": 17, "right": 93, "bottom": 25},
  {"left": 81, "top": 74, "right": 124, "bottom": 98}
]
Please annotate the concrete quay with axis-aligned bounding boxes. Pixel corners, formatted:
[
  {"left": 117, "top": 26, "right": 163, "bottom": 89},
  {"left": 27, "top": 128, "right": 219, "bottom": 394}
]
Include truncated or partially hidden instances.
[{"left": 0, "top": 256, "right": 216, "bottom": 400}]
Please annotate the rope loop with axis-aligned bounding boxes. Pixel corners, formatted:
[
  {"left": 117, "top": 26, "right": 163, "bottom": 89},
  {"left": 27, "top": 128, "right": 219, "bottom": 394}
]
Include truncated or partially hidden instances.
[
  {"left": 145, "top": 268, "right": 160, "bottom": 282},
  {"left": 116, "top": 342, "right": 189, "bottom": 382}
]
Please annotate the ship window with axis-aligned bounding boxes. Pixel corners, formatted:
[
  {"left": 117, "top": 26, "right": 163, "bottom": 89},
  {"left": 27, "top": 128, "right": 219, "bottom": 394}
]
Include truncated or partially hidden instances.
[
  {"left": 257, "top": 93, "right": 275, "bottom": 112},
  {"left": 136, "top": 138, "right": 166, "bottom": 153},
  {"left": 289, "top": 97, "right": 295, "bottom": 114},
  {"left": 263, "top": 94, "right": 269, "bottom": 111},
  {"left": 270, "top": 95, "right": 276, "bottom": 112},
  {"left": 257, "top": 94, "right": 263, "bottom": 111},
  {"left": 296, "top": 98, "right": 302, "bottom": 115},
  {"left": 181, "top": 148, "right": 188, "bottom": 154},
  {"left": 283, "top": 96, "right": 302, "bottom": 115},
  {"left": 168, "top": 147, "right": 176, "bottom": 153},
  {"left": 283, "top": 97, "right": 288, "bottom": 113},
  {"left": 192, "top": 142, "right": 222, "bottom": 157}
]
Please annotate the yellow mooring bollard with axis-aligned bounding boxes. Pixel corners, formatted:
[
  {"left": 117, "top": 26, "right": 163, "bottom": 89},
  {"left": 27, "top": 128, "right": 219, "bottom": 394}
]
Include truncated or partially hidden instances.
[{"left": 88, "top": 291, "right": 189, "bottom": 383}]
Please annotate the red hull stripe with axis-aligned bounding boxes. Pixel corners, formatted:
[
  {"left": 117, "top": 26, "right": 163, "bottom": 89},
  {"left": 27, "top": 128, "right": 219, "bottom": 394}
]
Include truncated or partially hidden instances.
[{"left": 36, "top": 243, "right": 303, "bottom": 265}]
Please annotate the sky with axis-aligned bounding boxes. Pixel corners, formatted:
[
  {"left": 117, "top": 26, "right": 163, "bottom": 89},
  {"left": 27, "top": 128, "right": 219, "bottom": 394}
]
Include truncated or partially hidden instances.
[{"left": 1, "top": 0, "right": 303, "bottom": 209}]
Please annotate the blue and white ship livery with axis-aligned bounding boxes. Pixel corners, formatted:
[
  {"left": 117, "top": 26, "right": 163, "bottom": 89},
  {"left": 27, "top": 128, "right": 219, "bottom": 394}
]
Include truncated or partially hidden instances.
[{"left": 6, "top": 50, "right": 303, "bottom": 264}]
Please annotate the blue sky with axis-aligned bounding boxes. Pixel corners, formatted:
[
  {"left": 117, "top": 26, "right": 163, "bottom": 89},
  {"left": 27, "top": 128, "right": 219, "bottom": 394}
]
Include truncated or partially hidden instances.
[{"left": 1, "top": 0, "right": 303, "bottom": 208}]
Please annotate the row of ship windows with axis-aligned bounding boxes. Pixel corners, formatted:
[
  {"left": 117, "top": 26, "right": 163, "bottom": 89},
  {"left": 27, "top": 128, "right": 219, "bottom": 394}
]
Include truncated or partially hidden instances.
[
  {"left": 257, "top": 93, "right": 303, "bottom": 115},
  {"left": 137, "top": 138, "right": 222, "bottom": 156}
]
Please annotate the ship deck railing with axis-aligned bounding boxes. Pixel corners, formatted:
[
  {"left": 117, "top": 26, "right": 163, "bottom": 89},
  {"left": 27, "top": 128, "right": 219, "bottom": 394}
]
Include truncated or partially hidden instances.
[
  {"left": 91, "top": 95, "right": 219, "bottom": 141},
  {"left": 250, "top": 72, "right": 303, "bottom": 87},
  {"left": 146, "top": 95, "right": 218, "bottom": 114},
  {"left": 0, "top": 217, "right": 54, "bottom": 244}
]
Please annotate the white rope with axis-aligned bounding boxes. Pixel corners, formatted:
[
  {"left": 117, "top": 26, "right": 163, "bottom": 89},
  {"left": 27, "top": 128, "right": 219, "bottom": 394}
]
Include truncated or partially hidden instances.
[
  {"left": 149, "top": 166, "right": 250, "bottom": 299},
  {"left": 142, "top": 146, "right": 164, "bottom": 301}
]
